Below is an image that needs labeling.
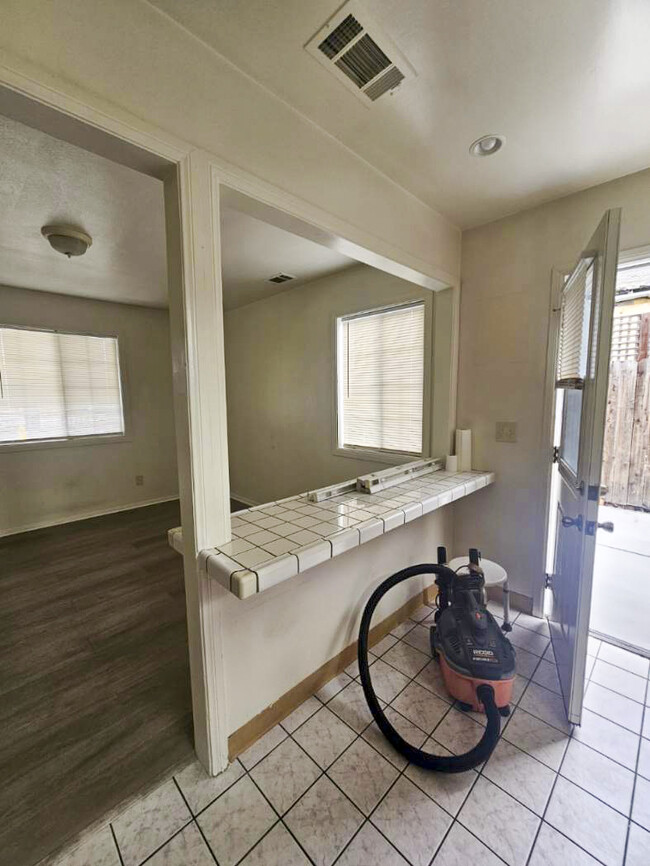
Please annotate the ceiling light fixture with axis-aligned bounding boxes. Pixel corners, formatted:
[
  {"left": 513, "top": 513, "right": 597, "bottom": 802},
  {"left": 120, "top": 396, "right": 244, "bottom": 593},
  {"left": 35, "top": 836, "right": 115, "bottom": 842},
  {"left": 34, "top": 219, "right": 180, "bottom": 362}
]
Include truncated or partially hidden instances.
[
  {"left": 469, "top": 134, "right": 505, "bottom": 157},
  {"left": 41, "top": 224, "right": 93, "bottom": 258}
]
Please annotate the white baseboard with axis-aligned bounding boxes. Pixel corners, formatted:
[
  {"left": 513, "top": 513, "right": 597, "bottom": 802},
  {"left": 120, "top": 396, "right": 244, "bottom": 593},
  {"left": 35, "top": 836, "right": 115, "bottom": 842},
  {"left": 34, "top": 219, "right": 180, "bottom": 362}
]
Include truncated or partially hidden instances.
[
  {"left": 230, "top": 491, "right": 258, "bottom": 509},
  {"left": 0, "top": 495, "right": 180, "bottom": 538}
]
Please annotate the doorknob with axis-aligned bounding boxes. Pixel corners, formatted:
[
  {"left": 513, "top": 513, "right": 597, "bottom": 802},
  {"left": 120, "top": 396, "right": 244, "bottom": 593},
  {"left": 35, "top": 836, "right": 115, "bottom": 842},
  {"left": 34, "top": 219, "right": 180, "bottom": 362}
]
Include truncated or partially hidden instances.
[
  {"left": 597, "top": 521, "right": 614, "bottom": 532},
  {"left": 561, "top": 514, "right": 583, "bottom": 530}
]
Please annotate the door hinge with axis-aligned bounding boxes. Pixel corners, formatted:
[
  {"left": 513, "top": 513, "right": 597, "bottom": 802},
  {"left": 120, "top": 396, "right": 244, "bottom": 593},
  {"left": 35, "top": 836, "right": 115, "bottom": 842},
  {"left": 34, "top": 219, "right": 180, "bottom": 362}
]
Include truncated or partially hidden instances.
[
  {"left": 545, "top": 573, "right": 553, "bottom": 588},
  {"left": 552, "top": 446, "right": 560, "bottom": 464}
]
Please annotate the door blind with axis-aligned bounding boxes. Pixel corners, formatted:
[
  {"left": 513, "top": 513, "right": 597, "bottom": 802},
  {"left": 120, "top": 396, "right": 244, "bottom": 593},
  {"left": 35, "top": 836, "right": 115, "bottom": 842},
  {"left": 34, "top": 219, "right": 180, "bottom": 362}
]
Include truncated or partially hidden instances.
[
  {"left": 556, "top": 259, "right": 594, "bottom": 389},
  {"left": 0, "top": 326, "right": 124, "bottom": 443},
  {"left": 338, "top": 302, "right": 424, "bottom": 454}
]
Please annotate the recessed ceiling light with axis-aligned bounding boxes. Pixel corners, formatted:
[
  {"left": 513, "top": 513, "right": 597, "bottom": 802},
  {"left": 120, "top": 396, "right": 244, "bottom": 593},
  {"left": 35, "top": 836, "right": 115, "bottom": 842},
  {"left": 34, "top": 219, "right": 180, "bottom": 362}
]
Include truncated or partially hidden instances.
[{"left": 469, "top": 134, "right": 505, "bottom": 157}]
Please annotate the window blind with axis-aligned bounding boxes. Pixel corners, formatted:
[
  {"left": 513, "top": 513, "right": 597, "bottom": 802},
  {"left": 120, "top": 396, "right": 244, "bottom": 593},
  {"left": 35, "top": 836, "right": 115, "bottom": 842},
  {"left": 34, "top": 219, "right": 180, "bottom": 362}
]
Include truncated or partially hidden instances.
[
  {"left": 0, "top": 326, "right": 124, "bottom": 444},
  {"left": 556, "top": 259, "right": 594, "bottom": 389},
  {"left": 338, "top": 302, "right": 424, "bottom": 454}
]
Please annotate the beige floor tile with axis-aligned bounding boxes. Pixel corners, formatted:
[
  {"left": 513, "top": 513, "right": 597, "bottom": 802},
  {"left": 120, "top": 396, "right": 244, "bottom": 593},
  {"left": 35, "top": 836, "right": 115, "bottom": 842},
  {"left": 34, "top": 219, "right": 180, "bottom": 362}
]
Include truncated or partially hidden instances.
[
  {"left": 405, "top": 739, "right": 478, "bottom": 815},
  {"left": 483, "top": 738, "right": 555, "bottom": 815},
  {"left": 572, "top": 708, "right": 640, "bottom": 770},
  {"left": 632, "top": 774, "right": 650, "bottom": 831},
  {"left": 336, "top": 822, "right": 408, "bottom": 866},
  {"left": 292, "top": 706, "right": 356, "bottom": 769},
  {"left": 546, "top": 777, "right": 628, "bottom": 866},
  {"left": 249, "top": 738, "right": 321, "bottom": 814},
  {"left": 284, "top": 776, "right": 363, "bottom": 866},
  {"left": 316, "top": 672, "right": 352, "bottom": 703},
  {"left": 362, "top": 707, "right": 428, "bottom": 771},
  {"left": 239, "top": 725, "right": 287, "bottom": 770},
  {"left": 327, "top": 681, "right": 378, "bottom": 733},
  {"left": 112, "top": 779, "right": 191, "bottom": 866},
  {"left": 280, "top": 696, "right": 322, "bottom": 734},
  {"left": 238, "top": 822, "right": 310, "bottom": 865},
  {"left": 502, "top": 707, "right": 569, "bottom": 770},
  {"left": 382, "top": 642, "right": 430, "bottom": 678},
  {"left": 458, "top": 777, "right": 539, "bottom": 866},
  {"left": 528, "top": 822, "right": 600, "bottom": 866},
  {"left": 49, "top": 826, "right": 120, "bottom": 866},
  {"left": 365, "top": 658, "right": 410, "bottom": 702},
  {"left": 371, "top": 776, "right": 451, "bottom": 866},
  {"left": 561, "top": 739, "right": 635, "bottom": 815},
  {"left": 432, "top": 822, "right": 503, "bottom": 866},
  {"left": 175, "top": 759, "right": 244, "bottom": 815},
  {"left": 584, "top": 682, "right": 644, "bottom": 734},
  {"left": 146, "top": 823, "right": 214, "bottom": 866},
  {"left": 626, "top": 822, "right": 650, "bottom": 866},
  {"left": 197, "top": 776, "right": 276, "bottom": 866},
  {"left": 590, "top": 660, "right": 647, "bottom": 704},
  {"left": 391, "top": 682, "right": 450, "bottom": 734},
  {"left": 328, "top": 738, "right": 399, "bottom": 815}
]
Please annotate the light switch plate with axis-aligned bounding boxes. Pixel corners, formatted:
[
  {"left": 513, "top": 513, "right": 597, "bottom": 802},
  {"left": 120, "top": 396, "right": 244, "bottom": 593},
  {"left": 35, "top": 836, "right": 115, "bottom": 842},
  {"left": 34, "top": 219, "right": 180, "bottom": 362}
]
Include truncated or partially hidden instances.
[{"left": 496, "top": 421, "right": 517, "bottom": 443}]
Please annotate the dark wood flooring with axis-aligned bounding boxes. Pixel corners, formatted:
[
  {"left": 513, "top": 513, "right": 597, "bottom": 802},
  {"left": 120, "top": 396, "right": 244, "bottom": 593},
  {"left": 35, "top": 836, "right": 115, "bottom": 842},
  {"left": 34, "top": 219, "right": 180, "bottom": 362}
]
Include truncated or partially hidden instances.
[{"left": 0, "top": 501, "right": 193, "bottom": 866}]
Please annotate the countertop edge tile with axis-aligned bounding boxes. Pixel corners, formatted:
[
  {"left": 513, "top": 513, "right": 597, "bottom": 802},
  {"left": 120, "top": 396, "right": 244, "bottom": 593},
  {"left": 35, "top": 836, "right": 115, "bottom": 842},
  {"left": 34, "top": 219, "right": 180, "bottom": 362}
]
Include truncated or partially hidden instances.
[{"left": 170, "top": 470, "right": 495, "bottom": 599}]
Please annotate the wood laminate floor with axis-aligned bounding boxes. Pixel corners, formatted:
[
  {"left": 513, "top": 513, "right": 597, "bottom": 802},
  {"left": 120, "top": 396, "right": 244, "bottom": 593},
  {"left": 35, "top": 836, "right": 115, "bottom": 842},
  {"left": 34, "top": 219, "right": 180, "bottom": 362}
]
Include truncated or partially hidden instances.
[{"left": 0, "top": 501, "right": 194, "bottom": 866}]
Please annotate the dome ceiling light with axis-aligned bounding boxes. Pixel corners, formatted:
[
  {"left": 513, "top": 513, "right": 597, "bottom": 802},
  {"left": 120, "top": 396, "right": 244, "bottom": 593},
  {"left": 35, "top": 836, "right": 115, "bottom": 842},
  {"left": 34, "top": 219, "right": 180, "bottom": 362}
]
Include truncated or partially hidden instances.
[
  {"left": 41, "top": 224, "right": 93, "bottom": 258},
  {"left": 469, "top": 134, "right": 506, "bottom": 157}
]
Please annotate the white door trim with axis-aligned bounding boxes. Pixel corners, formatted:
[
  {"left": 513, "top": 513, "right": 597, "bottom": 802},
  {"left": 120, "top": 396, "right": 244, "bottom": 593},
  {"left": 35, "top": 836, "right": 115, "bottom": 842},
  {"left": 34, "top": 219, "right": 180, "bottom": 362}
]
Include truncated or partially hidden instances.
[
  {"left": 0, "top": 55, "right": 461, "bottom": 771},
  {"left": 536, "top": 268, "right": 565, "bottom": 616}
]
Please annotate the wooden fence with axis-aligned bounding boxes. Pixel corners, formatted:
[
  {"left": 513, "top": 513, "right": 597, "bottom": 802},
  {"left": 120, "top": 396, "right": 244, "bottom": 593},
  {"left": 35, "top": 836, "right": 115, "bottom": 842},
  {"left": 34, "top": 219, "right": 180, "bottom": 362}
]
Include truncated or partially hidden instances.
[{"left": 601, "top": 312, "right": 650, "bottom": 509}]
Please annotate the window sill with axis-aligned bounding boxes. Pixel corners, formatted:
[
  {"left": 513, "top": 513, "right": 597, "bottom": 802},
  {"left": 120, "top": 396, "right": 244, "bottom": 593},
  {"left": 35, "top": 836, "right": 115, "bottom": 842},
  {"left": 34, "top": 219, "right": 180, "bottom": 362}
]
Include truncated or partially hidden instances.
[
  {"left": 0, "top": 433, "right": 131, "bottom": 454},
  {"left": 332, "top": 446, "right": 425, "bottom": 466}
]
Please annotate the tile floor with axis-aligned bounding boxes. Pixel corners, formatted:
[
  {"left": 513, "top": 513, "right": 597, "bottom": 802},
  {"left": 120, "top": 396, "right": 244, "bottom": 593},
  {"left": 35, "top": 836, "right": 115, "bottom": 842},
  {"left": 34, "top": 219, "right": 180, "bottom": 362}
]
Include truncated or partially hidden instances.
[{"left": 47, "top": 604, "right": 650, "bottom": 866}]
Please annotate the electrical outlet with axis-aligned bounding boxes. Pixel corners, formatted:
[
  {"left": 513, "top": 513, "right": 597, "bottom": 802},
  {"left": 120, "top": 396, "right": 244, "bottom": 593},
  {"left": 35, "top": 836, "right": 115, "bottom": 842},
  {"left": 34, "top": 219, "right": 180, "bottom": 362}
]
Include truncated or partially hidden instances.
[
  {"left": 496, "top": 421, "right": 517, "bottom": 443},
  {"left": 135, "top": 475, "right": 144, "bottom": 486}
]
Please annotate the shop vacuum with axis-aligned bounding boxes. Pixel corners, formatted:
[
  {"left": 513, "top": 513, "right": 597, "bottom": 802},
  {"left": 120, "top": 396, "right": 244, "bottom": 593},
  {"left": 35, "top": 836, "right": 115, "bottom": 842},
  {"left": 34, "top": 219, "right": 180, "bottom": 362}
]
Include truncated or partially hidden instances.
[{"left": 358, "top": 547, "right": 515, "bottom": 772}]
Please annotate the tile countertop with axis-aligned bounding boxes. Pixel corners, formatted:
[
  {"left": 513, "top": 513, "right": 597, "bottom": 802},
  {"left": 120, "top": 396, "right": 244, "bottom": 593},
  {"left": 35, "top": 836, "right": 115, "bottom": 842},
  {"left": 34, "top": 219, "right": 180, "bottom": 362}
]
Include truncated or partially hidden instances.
[{"left": 168, "top": 469, "right": 494, "bottom": 600}]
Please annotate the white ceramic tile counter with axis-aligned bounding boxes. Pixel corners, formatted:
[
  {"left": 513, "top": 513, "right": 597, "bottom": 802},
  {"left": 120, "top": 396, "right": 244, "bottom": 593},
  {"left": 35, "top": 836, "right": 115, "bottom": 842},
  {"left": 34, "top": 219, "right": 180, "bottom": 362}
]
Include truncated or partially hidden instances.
[{"left": 168, "top": 469, "right": 494, "bottom": 599}]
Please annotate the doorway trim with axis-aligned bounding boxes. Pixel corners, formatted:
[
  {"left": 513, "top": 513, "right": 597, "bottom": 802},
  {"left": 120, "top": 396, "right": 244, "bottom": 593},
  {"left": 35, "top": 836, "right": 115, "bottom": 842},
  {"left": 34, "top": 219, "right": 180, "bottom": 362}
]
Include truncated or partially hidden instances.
[{"left": 0, "top": 55, "right": 461, "bottom": 772}]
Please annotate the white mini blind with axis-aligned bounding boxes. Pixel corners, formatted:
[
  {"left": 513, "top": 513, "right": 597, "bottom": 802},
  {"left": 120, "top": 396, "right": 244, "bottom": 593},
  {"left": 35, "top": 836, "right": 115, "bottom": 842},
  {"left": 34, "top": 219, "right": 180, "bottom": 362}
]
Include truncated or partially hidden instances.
[
  {"left": 0, "top": 326, "right": 124, "bottom": 444},
  {"left": 556, "top": 259, "right": 594, "bottom": 389},
  {"left": 338, "top": 302, "right": 424, "bottom": 454}
]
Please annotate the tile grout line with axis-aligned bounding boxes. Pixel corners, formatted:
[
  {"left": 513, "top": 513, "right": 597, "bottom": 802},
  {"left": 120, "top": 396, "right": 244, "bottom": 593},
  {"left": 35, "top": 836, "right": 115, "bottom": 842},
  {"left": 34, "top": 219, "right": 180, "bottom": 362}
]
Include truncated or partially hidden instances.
[
  {"left": 171, "top": 777, "right": 221, "bottom": 866},
  {"left": 109, "top": 824, "right": 125, "bottom": 866},
  {"left": 622, "top": 673, "right": 649, "bottom": 866}
]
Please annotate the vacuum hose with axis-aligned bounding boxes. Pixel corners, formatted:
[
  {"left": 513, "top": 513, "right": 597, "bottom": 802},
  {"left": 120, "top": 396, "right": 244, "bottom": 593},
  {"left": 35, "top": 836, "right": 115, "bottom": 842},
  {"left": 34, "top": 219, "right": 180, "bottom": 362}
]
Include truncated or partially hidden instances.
[{"left": 358, "top": 564, "right": 501, "bottom": 773}]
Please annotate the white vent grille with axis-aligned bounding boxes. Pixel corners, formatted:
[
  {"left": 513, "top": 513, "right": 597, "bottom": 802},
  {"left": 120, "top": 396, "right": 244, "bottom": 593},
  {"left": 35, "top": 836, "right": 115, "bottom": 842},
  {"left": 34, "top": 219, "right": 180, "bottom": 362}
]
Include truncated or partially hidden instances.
[{"left": 306, "top": 2, "right": 415, "bottom": 105}]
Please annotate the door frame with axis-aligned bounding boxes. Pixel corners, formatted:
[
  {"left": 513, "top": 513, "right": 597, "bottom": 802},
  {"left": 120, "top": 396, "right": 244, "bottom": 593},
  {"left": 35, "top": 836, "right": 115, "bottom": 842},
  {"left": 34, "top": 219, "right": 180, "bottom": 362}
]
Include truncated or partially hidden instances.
[
  {"left": 0, "top": 59, "right": 461, "bottom": 772},
  {"left": 535, "top": 269, "right": 566, "bottom": 616}
]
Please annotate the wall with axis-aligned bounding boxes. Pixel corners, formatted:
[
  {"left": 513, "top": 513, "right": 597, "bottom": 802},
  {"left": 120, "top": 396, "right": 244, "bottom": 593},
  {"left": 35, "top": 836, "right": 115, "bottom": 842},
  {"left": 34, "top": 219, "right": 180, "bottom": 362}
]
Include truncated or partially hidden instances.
[
  {"left": 0, "top": 286, "right": 178, "bottom": 534},
  {"left": 0, "top": 1, "right": 462, "bottom": 762},
  {"left": 224, "top": 264, "right": 453, "bottom": 504},
  {"left": 221, "top": 505, "right": 453, "bottom": 733},
  {"left": 455, "top": 166, "right": 650, "bottom": 605}
]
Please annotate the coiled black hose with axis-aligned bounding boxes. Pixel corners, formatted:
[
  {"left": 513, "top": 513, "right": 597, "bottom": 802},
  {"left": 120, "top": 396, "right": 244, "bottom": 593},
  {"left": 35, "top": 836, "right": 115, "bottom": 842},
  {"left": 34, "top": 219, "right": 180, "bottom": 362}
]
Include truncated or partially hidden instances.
[{"left": 358, "top": 563, "right": 502, "bottom": 773}]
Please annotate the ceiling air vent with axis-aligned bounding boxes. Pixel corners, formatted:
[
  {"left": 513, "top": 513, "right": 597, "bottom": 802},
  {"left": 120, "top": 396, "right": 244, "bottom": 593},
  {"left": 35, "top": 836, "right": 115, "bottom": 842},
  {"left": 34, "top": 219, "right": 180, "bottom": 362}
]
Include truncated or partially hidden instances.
[
  {"left": 306, "top": 2, "right": 415, "bottom": 106},
  {"left": 268, "top": 273, "right": 295, "bottom": 284}
]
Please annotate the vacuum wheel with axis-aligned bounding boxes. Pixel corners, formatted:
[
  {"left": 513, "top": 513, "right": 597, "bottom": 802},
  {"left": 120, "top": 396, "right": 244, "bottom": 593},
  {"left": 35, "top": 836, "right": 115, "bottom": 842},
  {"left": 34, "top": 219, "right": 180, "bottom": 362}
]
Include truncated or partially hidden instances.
[
  {"left": 499, "top": 705, "right": 511, "bottom": 718},
  {"left": 501, "top": 622, "right": 513, "bottom": 633},
  {"left": 457, "top": 701, "right": 473, "bottom": 712}
]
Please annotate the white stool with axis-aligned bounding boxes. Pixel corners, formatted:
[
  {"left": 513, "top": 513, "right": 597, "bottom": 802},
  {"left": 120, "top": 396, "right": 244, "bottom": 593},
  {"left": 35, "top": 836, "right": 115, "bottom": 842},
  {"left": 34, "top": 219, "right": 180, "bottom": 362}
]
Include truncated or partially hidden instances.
[{"left": 448, "top": 556, "right": 511, "bottom": 632}]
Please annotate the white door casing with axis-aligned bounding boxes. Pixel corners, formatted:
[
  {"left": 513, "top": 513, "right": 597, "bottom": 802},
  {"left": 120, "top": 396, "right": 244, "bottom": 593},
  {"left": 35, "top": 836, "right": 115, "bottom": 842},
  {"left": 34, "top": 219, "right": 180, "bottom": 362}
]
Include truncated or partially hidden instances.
[{"left": 547, "top": 209, "right": 621, "bottom": 725}]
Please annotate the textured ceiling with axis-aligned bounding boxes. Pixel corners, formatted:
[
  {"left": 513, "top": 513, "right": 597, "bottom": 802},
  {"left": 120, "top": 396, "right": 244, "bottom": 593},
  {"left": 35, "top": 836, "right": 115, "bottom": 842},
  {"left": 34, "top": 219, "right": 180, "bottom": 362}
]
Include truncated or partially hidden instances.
[
  {"left": 220, "top": 208, "right": 353, "bottom": 310},
  {"left": 0, "top": 114, "right": 168, "bottom": 307},
  {"left": 149, "top": 0, "right": 650, "bottom": 228}
]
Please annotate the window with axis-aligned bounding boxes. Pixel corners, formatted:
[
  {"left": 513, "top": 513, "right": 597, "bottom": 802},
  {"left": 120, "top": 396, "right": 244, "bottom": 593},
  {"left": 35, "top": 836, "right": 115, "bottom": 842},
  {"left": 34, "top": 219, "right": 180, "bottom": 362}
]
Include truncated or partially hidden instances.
[
  {"left": 337, "top": 302, "right": 425, "bottom": 455},
  {"left": 0, "top": 326, "right": 125, "bottom": 444}
]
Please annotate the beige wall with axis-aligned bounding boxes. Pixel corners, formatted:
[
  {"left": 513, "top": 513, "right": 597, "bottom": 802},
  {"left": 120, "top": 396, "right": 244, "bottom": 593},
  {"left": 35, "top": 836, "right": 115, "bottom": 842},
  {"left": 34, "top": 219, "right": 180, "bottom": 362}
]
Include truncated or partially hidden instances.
[
  {"left": 455, "top": 166, "right": 650, "bottom": 604},
  {"left": 221, "top": 506, "right": 453, "bottom": 733},
  {"left": 0, "top": 286, "right": 178, "bottom": 534},
  {"left": 224, "top": 265, "right": 453, "bottom": 505}
]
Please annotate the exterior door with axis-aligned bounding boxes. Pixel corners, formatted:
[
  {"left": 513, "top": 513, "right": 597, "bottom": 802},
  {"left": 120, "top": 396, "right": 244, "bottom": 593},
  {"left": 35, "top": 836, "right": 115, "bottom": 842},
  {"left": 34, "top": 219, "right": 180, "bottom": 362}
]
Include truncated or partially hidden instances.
[{"left": 548, "top": 209, "right": 621, "bottom": 725}]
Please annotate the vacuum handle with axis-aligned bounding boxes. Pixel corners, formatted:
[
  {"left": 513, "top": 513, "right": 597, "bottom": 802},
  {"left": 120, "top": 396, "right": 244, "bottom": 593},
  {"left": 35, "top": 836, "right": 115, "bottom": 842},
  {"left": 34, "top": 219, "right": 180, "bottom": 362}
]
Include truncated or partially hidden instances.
[{"left": 437, "top": 546, "right": 447, "bottom": 565}]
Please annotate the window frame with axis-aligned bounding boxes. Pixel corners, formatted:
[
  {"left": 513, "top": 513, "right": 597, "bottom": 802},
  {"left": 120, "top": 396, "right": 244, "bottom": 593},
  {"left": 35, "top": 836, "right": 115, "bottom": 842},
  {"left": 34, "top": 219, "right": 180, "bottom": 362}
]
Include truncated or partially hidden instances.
[
  {"left": 0, "top": 322, "right": 131, "bottom": 452},
  {"left": 332, "top": 297, "right": 433, "bottom": 465}
]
